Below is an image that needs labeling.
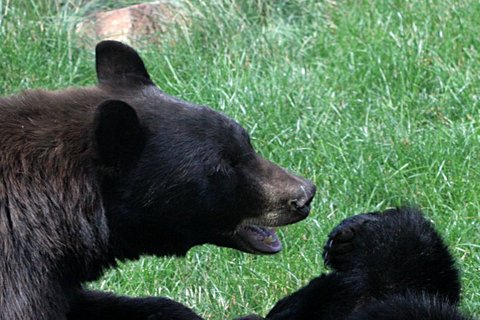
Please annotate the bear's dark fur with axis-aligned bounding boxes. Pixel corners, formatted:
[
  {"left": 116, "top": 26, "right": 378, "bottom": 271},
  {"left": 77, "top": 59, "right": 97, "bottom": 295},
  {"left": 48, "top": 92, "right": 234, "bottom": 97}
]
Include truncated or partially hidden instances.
[
  {"left": 0, "top": 41, "right": 316, "bottom": 320},
  {"left": 245, "top": 208, "right": 472, "bottom": 320}
]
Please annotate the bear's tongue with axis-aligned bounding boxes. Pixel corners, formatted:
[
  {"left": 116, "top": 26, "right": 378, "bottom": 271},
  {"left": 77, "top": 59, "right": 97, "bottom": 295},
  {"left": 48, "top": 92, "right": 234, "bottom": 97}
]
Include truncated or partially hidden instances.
[{"left": 237, "top": 226, "right": 282, "bottom": 254}]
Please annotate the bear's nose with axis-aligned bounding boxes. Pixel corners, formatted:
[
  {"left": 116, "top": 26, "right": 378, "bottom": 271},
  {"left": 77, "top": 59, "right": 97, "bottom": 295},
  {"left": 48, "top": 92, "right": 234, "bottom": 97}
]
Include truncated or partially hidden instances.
[{"left": 289, "top": 181, "right": 316, "bottom": 217}]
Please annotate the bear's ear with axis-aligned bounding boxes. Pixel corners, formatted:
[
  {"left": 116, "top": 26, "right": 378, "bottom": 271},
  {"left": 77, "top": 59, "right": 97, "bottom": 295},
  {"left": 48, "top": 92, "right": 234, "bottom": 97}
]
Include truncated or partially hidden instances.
[
  {"left": 95, "top": 40, "right": 153, "bottom": 86},
  {"left": 94, "top": 100, "right": 145, "bottom": 172}
]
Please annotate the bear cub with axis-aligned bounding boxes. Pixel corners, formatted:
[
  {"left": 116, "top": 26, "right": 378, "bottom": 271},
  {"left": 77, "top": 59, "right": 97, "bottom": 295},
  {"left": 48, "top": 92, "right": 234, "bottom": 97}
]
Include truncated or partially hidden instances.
[{"left": 241, "top": 208, "right": 473, "bottom": 320}]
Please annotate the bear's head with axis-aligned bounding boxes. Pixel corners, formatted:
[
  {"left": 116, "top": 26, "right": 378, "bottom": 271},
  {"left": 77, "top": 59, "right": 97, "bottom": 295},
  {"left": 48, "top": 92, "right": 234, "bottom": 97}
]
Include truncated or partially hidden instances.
[{"left": 94, "top": 41, "right": 316, "bottom": 258}]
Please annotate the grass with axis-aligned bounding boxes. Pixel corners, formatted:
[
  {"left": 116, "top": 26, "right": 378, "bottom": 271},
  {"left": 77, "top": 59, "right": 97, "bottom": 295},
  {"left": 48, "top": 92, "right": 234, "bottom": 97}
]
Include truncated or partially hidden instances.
[{"left": 1, "top": 0, "right": 479, "bottom": 318}]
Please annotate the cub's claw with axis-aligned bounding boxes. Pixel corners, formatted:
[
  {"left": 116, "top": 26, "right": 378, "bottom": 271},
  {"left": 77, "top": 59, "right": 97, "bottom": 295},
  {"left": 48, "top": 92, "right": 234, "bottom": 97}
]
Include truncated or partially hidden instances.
[{"left": 323, "top": 213, "right": 378, "bottom": 271}]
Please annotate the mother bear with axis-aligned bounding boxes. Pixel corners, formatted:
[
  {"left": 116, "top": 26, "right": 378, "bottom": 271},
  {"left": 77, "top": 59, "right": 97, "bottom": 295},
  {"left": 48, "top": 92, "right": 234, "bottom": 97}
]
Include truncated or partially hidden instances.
[{"left": 0, "top": 41, "right": 316, "bottom": 320}]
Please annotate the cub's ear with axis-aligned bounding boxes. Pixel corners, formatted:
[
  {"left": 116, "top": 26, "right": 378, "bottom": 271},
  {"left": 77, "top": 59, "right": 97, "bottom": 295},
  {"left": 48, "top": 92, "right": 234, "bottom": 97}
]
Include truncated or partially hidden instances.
[
  {"left": 94, "top": 100, "right": 145, "bottom": 172},
  {"left": 95, "top": 40, "right": 153, "bottom": 86}
]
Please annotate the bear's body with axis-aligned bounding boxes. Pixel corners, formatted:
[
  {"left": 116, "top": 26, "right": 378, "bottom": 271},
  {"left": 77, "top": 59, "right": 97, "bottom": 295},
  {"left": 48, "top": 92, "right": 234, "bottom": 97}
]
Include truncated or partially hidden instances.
[
  {"left": 0, "top": 41, "right": 315, "bottom": 319},
  {"left": 258, "top": 208, "right": 472, "bottom": 320}
]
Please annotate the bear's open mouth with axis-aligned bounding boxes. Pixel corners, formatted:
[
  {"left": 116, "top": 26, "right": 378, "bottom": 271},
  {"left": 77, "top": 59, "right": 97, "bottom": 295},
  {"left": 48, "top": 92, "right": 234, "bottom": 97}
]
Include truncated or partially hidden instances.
[{"left": 236, "top": 225, "right": 282, "bottom": 254}]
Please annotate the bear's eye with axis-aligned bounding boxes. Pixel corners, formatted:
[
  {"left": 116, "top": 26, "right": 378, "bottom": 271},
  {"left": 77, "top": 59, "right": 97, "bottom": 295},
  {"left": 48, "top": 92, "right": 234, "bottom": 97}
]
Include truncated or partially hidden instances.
[
  {"left": 212, "top": 160, "right": 234, "bottom": 176},
  {"left": 229, "top": 157, "right": 241, "bottom": 168},
  {"left": 230, "top": 151, "right": 254, "bottom": 168}
]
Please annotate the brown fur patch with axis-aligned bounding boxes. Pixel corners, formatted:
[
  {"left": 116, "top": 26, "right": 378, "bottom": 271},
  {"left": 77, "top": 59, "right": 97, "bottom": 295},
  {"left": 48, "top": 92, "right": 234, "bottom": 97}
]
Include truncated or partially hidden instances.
[{"left": 0, "top": 88, "right": 110, "bottom": 319}]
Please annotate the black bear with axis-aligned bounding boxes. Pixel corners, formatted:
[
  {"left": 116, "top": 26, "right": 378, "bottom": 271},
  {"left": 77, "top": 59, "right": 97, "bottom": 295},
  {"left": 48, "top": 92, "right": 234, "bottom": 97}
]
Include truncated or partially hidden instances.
[
  {"left": 240, "top": 208, "right": 472, "bottom": 320},
  {"left": 0, "top": 41, "right": 316, "bottom": 320}
]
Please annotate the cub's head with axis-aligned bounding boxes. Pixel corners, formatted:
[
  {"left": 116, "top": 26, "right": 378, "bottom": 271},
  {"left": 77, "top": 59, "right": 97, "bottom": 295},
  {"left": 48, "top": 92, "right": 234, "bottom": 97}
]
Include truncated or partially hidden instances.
[{"left": 93, "top": 41, "right": 316, "bottom": 258}]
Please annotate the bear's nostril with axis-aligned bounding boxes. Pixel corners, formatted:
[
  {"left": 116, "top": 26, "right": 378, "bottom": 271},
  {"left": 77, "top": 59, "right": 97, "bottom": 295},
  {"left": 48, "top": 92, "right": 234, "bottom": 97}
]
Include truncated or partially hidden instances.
[
  {"left": 290, "top": 183, "right": 316, "bottom": 216},
  {"left": 289, "top": 199, "right": 311, "bottom": 216},
  {"left": 290, "top": 200, "right": 303, "bottom": 210}
]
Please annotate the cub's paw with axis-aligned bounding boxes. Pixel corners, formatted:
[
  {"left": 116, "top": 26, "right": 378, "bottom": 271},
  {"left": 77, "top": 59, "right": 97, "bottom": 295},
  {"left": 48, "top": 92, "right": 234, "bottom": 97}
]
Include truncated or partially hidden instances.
[{"left": 323, "top": 213, "right": 378, "bottom": 271}]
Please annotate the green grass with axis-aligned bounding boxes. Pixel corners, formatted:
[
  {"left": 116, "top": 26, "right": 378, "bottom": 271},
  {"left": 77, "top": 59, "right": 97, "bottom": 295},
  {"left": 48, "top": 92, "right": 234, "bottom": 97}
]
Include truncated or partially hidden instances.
[{"left": 1, "top": 0, "right": 479, "bottom": 318}]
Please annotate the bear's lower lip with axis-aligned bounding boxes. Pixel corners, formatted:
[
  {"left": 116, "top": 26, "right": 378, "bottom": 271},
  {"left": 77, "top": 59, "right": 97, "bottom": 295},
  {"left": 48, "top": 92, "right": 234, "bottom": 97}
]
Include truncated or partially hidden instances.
[{"left": 236, "top": 225, "right": 282, "bottom": 254}]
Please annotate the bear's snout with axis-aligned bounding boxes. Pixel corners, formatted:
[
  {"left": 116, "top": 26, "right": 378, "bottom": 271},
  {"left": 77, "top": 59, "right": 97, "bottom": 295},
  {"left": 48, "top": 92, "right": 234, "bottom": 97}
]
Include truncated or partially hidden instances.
[{"left": 248, "top": 157, "right": 317, "bottom": 226}]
